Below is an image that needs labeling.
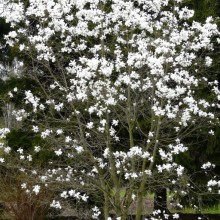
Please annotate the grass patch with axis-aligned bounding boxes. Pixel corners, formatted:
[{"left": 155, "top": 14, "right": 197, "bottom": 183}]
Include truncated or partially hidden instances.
[{"left": 172, "top": 204, "right": 220, "bottom": 214}]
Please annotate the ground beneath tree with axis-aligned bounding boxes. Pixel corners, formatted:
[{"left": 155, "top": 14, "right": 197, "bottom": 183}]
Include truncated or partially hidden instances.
[
  {"left": 48, "top": 198, "right": 220, "bottom": 220},
  {"left": 49, "top": 214, "right": 220, "bottom": 220}
]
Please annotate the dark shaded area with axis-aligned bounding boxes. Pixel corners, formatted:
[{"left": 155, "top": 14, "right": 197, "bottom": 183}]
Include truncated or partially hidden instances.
[{"left": 154, "top": 187, "right": 170, "bottom": 214}]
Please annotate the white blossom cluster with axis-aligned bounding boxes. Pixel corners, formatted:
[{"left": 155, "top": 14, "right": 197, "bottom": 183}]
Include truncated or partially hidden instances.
[
  {"left": 201, "top": 162, "right": 215, "bottom": 170},
  {"left": 50, "top": 200, "right": 62, "bottom": 209},
  {"left": 147, "top": 209, "right": 179, "bottom": 220},
  {"left": 207, "top": 178, "right": 220, "bottom": 194},
  {"left": 0, "top": 0, "right": 220, "bottom": 218},
  {"left": 60, "top": 189, "right": 89, "bottom": 202},
  {"left": 12, "top": 109, "right": 29, "bottom": 121},
  {"left": 92, "top": 206, "right": 101, "bottom": 219},
  {"left": 0, "top": 128, "right": 10, "bottom": 138}
]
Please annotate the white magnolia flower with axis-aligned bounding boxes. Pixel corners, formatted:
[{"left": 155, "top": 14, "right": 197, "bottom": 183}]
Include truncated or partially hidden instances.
[
  {"left": 4, "top": 146, "right": 11, "bottom": 154},
  {"left": 34, "top": 146, "right": 41, "bottom": 152},
  {"left": 33, "top": 185, "right": 40, "bottom": 195},
  {"left": 86, "top": 122, "right": 94, "bottom": 129},
  {"left": 21, "top": 183, "right": 27, "bottom": 189},
  {"left": 32, "top": 126, "right": 39, "bottom": 133},
  {"left": 55, "top": 149, "right": 62, "bottom": 156},
  {"left": 56, "top": 129, "right": 63, "bottom": 135},
  {"left": 50, "top": 200, "right": 62, "bottom": 209}
]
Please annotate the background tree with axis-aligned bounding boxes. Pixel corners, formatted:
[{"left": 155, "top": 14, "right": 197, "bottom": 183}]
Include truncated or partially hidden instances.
[
  {"left": 171, "top": 0, "right": 220, "bottom": 211},
  {"left": 0, "top": 1, "right": 220, "bottom": 220}
]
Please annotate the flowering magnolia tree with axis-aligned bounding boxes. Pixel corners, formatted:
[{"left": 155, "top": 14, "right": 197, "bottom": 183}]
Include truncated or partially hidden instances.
[{"left": 0, "top": 0, "right": 220, "bottom": 219}]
